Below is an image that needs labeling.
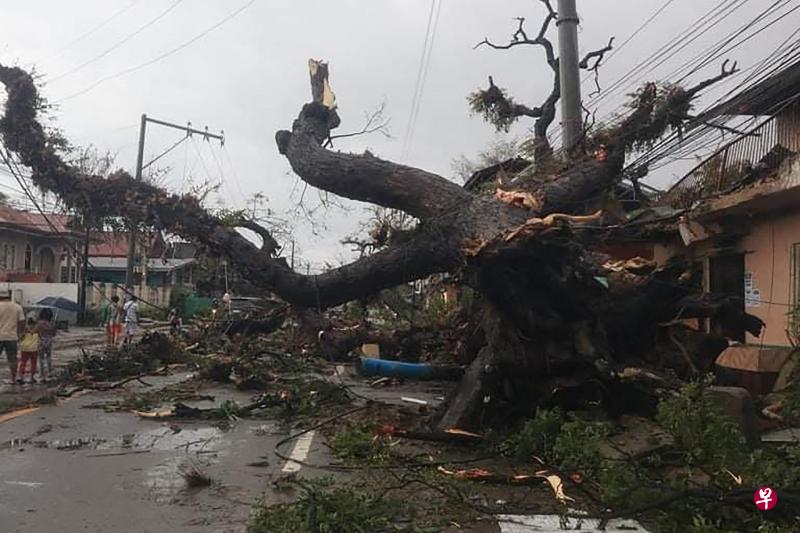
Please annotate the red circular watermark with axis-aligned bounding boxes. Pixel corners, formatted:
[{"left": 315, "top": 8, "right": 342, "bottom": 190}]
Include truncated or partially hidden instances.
[{"left": 754, "top": 486, "right": 778, "bottom": 510}]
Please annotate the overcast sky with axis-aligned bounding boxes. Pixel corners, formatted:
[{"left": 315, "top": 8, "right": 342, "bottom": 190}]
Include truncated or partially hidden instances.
[{"left": 1, "top": 0, "right": 796, "bottom": 269}]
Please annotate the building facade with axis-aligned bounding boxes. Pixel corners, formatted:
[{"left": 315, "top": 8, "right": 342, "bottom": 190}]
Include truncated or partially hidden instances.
[
  {"left": 86, "top": 232, "right": 196, "bottom": 308},
  {"left": 646, "top": 63, "right": 800, "bottom": 348},
  {"left": 0, "top": 205, "right": 80, "bottom": 306}
]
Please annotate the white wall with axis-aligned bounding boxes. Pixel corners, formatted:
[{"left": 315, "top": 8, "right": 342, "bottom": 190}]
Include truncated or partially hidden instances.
[{"left": 3, "top": 282, "right": 79, "bottom": 306}]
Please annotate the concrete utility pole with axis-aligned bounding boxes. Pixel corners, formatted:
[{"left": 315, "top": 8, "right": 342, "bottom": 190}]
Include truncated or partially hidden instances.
[
  {"left": 125, "top": 114, "right": 225, "bottom": 290},
  {"left": 126, "top": 114, "right": 147, "bottom": 289},
  {"left": 556, "top": 0, "right": 583, "bottom": 155}
]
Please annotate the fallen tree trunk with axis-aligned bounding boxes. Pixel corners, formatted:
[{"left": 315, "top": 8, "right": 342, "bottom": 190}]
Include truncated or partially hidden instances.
[{"left": 0, "top": 60, "right": 754, "bottom": 429}]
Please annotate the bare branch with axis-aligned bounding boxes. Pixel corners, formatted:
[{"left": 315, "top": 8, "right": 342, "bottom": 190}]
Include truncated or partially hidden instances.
[
  {"left": 580, "top": 37, "right": 615, "bottom": 97},
  {"left": 579, "top": 37, "right": 615, "bottom": 69},
  {"left": 324, "top": 101, "right": 391, "bottom": 148},
  {"left": 684, "top": 59, "right": 739, "bottom": 100},
  {"left": 474, "top": 0, "right": 558, "bottom": 69}
]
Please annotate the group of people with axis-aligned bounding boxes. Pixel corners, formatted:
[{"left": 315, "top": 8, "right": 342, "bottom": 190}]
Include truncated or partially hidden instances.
[
  {"left": 102, "top": 294, "right": 140, "bottom": 347},
  {"left": 0, "top": 290, "right": 57, "bottom": 385}
]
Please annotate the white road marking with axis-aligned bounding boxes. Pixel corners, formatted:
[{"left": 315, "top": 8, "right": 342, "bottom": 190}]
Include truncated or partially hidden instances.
[
  {"left": 4, "top": 481, "right": 43, "bottom": 488},
  {"left": 281, "top": 431, "right": 315, "bottom": 473}
]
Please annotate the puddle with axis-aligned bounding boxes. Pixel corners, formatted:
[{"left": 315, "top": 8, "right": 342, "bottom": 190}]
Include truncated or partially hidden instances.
[
  {"left": 143, "top": 455, "right": 186, "bottom": 504},
  {"left": 2, "top": 426, "right": 225, "bottom": 454},
  {"left": 33, "top": 437, "right": 108, "bottom": 450},
  {"left": 0, "top": 438, "right": 29, "bottom": 450},
  {"left": 135, "top": 426, "right": 224, "bottom": 452}
]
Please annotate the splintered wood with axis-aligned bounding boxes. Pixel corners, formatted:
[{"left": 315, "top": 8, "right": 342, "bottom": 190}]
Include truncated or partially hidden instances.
[{"left": 494, "top": 188, "right": 541, "bottom": 210}]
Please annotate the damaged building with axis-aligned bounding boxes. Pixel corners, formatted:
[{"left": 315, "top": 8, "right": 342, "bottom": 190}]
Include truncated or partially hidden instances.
[{"left": 618, "top": 61, "right": 800, "bottom": 394}]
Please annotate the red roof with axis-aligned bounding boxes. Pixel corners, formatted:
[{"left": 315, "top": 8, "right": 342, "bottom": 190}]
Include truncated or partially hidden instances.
[
  {"left": 0, "top": 272, "right": 48, "bottom": 282},
  {"left": 0, "top": 205, "right": 76, "bottom": 236},
  {"left": 89, "top": 232, "right": 165, "bottom": 258}
]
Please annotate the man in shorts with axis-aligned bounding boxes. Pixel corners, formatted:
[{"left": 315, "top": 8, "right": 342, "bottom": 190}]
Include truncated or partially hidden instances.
[{"left": 0, "top": 289, "right": 25, "bottom": 384}]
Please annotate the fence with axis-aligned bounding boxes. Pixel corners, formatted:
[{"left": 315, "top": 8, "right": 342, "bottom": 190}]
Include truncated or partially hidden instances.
[{"left": 659, "top": 111, "right": 800, "bottom": 209}]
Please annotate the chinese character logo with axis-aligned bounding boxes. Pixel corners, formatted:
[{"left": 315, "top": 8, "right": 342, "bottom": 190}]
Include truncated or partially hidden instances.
[{"left": 754, "top": 487, "right": 778, "bottom": 510}]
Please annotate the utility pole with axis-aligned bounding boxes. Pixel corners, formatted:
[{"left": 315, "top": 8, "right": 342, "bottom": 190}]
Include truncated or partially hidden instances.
[
  {"left": 78, "top": 221, "right": 90, "bottom": 322},
  {"left": 126, "top": 114, "right": 147, "bottom": 290},
  {"left": 556, "top": 0, "right": 583, "bottom": 156},
  {"left": 125, "top": 114, "right": 225, "bottom": 291}
]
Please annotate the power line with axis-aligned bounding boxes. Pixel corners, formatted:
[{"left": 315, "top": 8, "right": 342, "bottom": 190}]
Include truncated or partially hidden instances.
[
  {"left": 555, "top": 0, "right": 799, "bottom": 170},
  {"left": 141, "top": 133, "right": 188, "bottom": 172},
  {"left": 56, "top": 0, "right": 256, "bottom": 103},
  {"left": 400, "top": 0, "right": 442, "bottom": 161},
  {"left": 628, "top": 43, "right": 800, "bottom": 181},
  {"left": 551, "top": 0, "right": 749, "bottom": 147},
  {"left": 579, "top": 0, "right": 678, "bottom": 88},
  {"left": 49, "top": 0, "right": 184, "bottom": 83},
  {"left": 41, "top": 0, "right": 142, "bottom": 62}
]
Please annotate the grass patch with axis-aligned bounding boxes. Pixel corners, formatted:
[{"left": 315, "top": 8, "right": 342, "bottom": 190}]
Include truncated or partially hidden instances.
[
  {"left": 329, "top": 423, "right": 392, "bottom": 465},
  {"left": 249, "top": 477, "right": 404, "bottom": 533},
  {"left": 490, "top": 380, "right": 800, "bottom": 532},
  {"left": 0, "top": 398, "right": 15, "bottom": 414}
]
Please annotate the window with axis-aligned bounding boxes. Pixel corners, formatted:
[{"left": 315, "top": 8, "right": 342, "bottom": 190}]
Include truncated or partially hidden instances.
[
  {"left": 8, "top": 245, "right": 15, "bottom": 270},
  {"left": 60, "top": 266, "right": 69, "bottom": 283},
  {"left": 1, "top": 244, "right": 6, "bottom": 269},
  {"left": 69, "top": 266, "right": 78, "bottom": 284},
  {"left": 24, "top": 245, "right": 31, "bottom": 271}
]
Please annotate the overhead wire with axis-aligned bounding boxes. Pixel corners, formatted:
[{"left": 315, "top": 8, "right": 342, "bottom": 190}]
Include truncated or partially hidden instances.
[
  {"left": 56, "top": 0, "right": 256, "bottom": 103},
  {"left": 49, "top": 0, "right": 184, "bottom": 83},
  {"left": 550, "top": 0, "right": 750, "bottom": 147},
  {"left": 207, "top": 142, "right": 245, "bottom": 204},
  {"left": 141, "top": 133, "right": 189, "bottom": 172},
  {"left": 670, "top": 0, "right": 794, "bottom": 84},
  {"left": 222, "top": 145, "right": 247, "bottom": 203},
  {"left": 556, "top": 0, "right": 800, "bottom": 182},
  {"left": 40, "top": 0, "right": 142, "bottom": 63},
  {"left": 630, "top": 37, "right": 800, "bottom": 172},
  {"left": 400, "top": 0, "right": 442, "bottom": 162}
]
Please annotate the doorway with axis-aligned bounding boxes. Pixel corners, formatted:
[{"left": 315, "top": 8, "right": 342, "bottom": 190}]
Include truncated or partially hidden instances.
[{"left": 709, "top": 253, "right": 745, "bottom": 342}]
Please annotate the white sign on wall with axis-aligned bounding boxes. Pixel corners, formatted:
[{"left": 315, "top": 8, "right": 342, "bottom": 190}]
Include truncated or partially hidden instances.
[{"left": 744, "top": 272, "right": 761, "bottom": 307}]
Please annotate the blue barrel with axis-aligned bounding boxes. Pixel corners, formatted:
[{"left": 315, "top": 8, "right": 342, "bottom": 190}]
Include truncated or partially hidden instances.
[{"left": 358, "top": 357, "right": 434, "bottom": 379}]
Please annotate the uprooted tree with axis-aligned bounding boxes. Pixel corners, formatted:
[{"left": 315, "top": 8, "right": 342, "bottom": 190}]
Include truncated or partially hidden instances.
[{"left": 0, "top": 8, "right": 756, "bottom": 430}]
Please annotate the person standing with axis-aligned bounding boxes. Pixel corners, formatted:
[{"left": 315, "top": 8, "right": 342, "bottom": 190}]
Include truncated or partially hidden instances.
[
  {"left": 168, "top": 308, "right": 183, "bottom": 335},
  {"left": 17, "top": 318, "right": 39, "bottom": 384},
  {"left": 35, "top": 308, "right": 57, "bottom": 383},
  {"left": 0, "top": 289, "right": 24, "bottom": 385},
  {"left": 122, "top": 295, "right": 139, "bottom": 344},
  {"left": 103, "top": 295, "right": 121, "bottom": 346}
]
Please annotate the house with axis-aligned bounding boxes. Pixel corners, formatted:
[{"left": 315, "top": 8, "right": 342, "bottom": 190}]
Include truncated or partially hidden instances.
[
  {"left": 86, "top": 232, "right": 196, "bottom": 307},
  {"left": 0, "top": 204, "right": 81, "bottom": 306},
  {"left": 634, "top": 61, "right": 800, "bottom": 350}
]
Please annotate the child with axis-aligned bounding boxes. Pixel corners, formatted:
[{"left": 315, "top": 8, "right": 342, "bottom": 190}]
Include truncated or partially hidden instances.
[
  {"left": 36, "top": 308, "right": 57, "bottom": 383},
  {"left": 16, "top": 317, "right": 39, "bottom": 384}
]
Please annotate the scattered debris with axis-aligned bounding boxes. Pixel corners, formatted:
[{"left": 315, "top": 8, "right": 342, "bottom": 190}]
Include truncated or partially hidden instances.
[{"left": 179, "top": 463, "right": 214, "bottom": 488}]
